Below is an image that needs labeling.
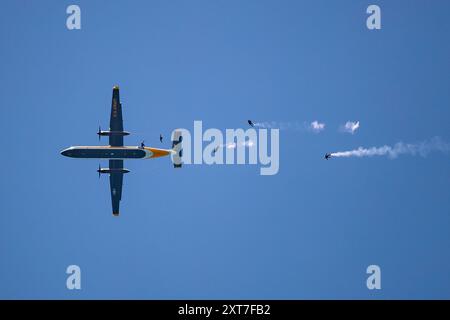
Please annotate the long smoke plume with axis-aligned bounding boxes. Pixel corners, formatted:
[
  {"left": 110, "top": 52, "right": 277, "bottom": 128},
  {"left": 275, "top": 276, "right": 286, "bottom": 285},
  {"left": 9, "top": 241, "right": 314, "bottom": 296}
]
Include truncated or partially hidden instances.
[
  {"left": 253, "top": 121, "right": 325, "bottom": 133},
  {"left": 330, "top": 137, "right": 449, "bottom": 159}
]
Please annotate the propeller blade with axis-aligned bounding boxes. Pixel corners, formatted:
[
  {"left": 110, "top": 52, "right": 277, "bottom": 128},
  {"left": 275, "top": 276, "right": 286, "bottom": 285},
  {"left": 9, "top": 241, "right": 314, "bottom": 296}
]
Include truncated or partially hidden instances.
[
  {"left": 98, "top": 125, "right": 101, "bottom": 140},
  {"left": 98, "top": 164, "right": 101, "bottom": 179}
]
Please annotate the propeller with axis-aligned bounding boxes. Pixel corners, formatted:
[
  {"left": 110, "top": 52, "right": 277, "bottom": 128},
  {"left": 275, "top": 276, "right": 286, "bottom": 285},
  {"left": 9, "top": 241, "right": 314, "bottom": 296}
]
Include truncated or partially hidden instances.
[{"left": 97, "top": 125, "right": 101, "bottom": 140}]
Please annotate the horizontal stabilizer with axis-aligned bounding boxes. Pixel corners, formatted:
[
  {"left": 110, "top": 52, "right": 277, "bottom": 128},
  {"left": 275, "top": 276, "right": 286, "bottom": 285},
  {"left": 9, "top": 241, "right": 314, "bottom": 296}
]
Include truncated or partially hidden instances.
[{"left": 171, "top": 130, "right": 183, "bottom": 168}]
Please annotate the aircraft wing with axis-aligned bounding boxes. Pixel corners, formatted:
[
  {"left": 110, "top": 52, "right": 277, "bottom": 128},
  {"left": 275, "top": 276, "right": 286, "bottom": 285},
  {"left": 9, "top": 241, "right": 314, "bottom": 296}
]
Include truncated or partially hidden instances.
[
  {"left": 109, "top": 160, "right": 124, "bottom": 216},
  {"left": 109, "top": 86, "right": 124, "bottom": 147}
]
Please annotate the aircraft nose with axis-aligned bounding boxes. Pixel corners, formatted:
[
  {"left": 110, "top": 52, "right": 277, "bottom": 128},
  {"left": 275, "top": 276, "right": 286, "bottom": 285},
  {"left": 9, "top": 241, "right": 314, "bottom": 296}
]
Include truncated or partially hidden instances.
[{"left": 61, "top": 149, "right": 71, "bottom": 157}]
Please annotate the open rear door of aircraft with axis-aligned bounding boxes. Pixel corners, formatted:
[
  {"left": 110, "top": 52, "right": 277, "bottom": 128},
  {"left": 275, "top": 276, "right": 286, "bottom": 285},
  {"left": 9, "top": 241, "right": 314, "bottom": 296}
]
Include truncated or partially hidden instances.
[{"left": 109, "top": 160, "right": 124, "bottom": 216}]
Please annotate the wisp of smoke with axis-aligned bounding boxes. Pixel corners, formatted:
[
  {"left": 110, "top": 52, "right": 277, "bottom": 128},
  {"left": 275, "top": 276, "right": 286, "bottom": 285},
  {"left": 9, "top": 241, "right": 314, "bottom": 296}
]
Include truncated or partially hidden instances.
[
  {"left": 330, "top": 137, "right": 450, "bottom": 159},
  {"left": 253, "top": 121, "right": 301, "bottom": 130},
  {"left": 253, "top": 121, "right": 325, "bottom": 133},
  {"left": 341, "top": 121, "right": 360, "bottom": 134},
  {"left": 310, "top": 121, "right": 325, "bottom": 133},
  {"left": 222, "top": 140, "right": 255, "bottom": 149}
]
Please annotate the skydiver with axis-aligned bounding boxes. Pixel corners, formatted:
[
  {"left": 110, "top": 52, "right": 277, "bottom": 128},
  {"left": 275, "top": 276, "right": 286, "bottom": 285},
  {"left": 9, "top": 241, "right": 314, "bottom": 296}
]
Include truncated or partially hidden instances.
[
  {"left": 160, "top": 134, "right": 163, "bottom": 143},
  {"left": 248, "top": 120, "right": 254, "bottom": 127},
  {"left": 140, "top": 141, "right": 145, "bottom": 149},
  {"left": 325, "top": 153, "right": 331, "bottom": 160},
  {"left": 212, "top": 146, "right": 220, "bottom": 155}
]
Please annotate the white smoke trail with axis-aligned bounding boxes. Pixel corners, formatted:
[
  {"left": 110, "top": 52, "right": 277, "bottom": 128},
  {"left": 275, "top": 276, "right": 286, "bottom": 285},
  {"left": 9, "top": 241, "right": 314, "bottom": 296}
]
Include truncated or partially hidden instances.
[
  {"left": 330, "top": 137, "right": 450, "bottom": 159},
  {"left": 253, "top": 121, "right": 325, "bottom": 133},
  {"left": 253, "top": 121, "right": 301, "bottom": 130},
  {"left": 219, "top": 140, "right": 255, "bottom": 150}
]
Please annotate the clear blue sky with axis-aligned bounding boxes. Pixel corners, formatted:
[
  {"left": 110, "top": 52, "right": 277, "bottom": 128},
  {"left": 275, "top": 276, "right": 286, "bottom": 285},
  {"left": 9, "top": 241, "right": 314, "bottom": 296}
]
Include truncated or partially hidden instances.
[{"left": 1, "top": 0, "right": 449, "bottom": 299}]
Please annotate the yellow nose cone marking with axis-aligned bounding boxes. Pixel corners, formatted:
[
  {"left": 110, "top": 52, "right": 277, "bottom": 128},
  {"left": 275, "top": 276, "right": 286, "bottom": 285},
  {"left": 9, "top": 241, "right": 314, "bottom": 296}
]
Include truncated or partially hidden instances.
[{"left": 146, "top": 147, "right": 171, "bottom": 158}]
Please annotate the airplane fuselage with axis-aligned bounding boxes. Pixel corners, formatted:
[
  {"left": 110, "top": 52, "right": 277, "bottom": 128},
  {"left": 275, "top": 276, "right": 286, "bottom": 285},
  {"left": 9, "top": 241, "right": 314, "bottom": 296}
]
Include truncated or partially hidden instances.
[{"left": 61, "top": 146, "right": 172, "bottom": 160}]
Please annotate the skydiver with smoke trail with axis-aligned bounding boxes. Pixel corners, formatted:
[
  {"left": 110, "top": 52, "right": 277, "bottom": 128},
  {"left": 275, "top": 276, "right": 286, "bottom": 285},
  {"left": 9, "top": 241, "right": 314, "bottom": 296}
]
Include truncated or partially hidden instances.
[
  {"left": 327, "top": 137, "right": 449, "bottom": 159},
  {"left": 248, "top": 120, "right": 254, "bottom": 127}
]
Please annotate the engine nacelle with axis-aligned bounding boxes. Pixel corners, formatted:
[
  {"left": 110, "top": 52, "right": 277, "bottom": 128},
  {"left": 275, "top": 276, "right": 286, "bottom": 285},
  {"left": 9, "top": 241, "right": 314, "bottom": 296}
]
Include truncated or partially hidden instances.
[
  {"left": 97, "top": 168, "right": 130, "bottom": 174},
  {"left": 97, "top": 130, "right": 130, "bottom": 137}
]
